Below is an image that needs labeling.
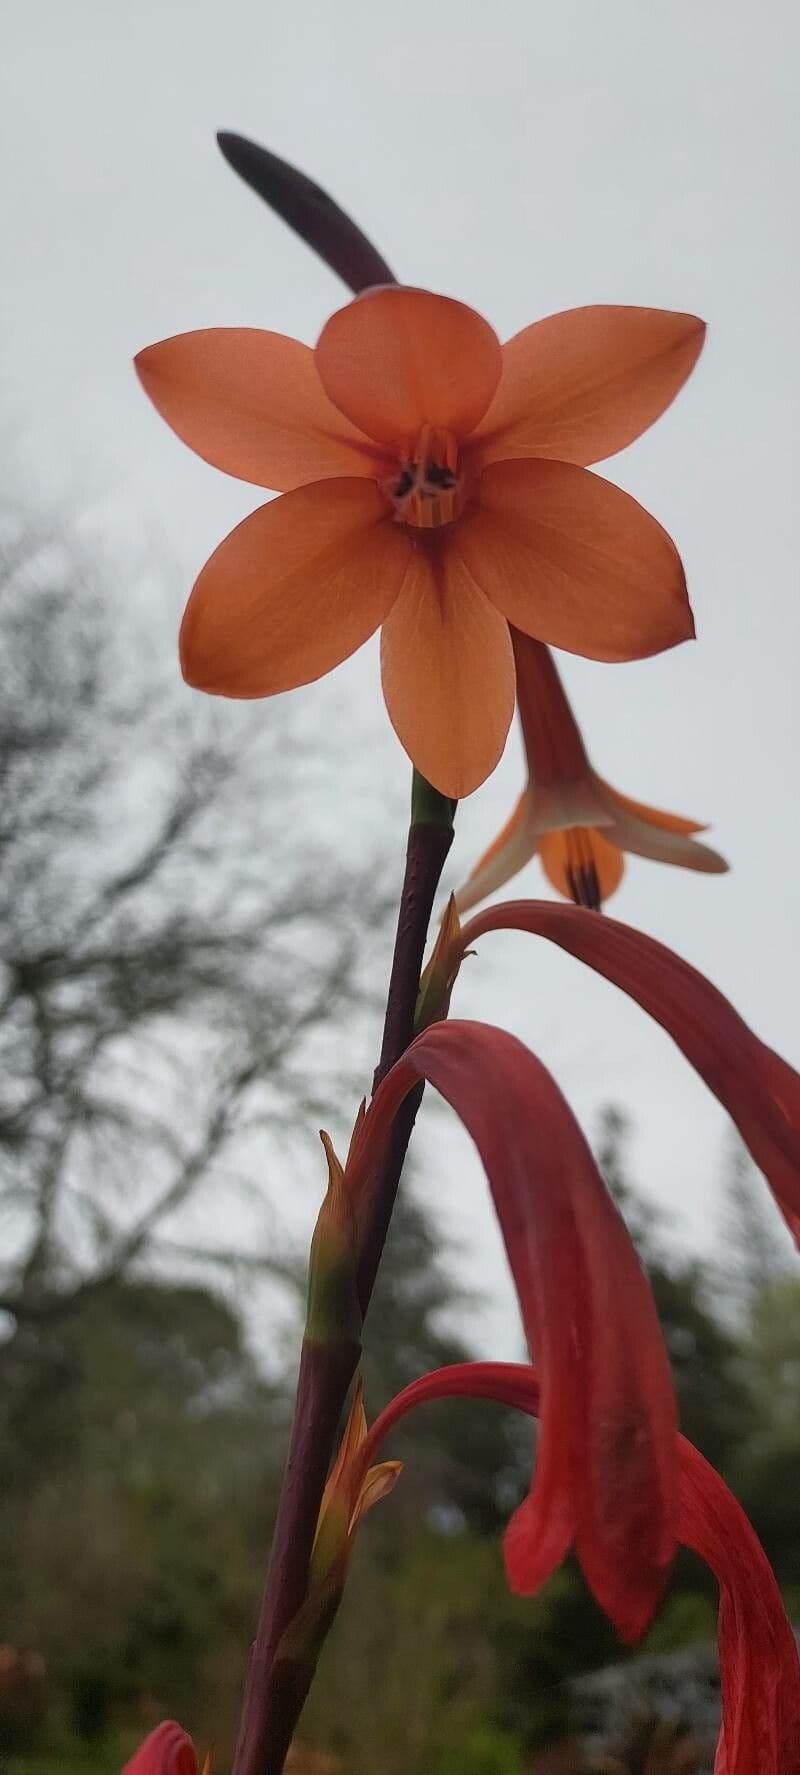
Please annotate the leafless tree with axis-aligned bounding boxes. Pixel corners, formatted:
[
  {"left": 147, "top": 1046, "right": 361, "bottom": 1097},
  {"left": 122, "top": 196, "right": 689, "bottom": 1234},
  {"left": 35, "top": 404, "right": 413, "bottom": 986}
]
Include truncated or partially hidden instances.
[{"left": 0, "top": 500, "right": 391, "bottom": 1323}]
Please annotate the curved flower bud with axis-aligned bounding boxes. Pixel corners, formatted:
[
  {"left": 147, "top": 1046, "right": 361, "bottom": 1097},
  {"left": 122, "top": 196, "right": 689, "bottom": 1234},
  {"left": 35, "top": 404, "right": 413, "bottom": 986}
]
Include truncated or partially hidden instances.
[
  {"left": 305, "top": 1132, "right": 361, "bottom": 1350},
  {"left": 216, "top": 134, "right": 396, "bottom": 295},
  {"left": 414, "top": 895, "right": 469, "bottom": 1031},
  {"left": 346, "top": 1018, "right": 677, "bottom": 1639},
  {"left": 363, "top": 1363, "right": 800, "bottom": 1775},
  {"left": 456, "top": 901, "right": 800, "bottom": 1244},
  {"left": 122, "top": 1723, "right": 199, "bottom": 1775}
]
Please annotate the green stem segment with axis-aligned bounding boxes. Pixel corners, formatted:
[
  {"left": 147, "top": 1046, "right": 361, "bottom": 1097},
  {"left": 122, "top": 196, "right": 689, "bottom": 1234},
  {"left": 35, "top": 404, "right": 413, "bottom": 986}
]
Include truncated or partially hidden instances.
[{"left": 231, "top": 772, "right": 455, "bottom": 1775}]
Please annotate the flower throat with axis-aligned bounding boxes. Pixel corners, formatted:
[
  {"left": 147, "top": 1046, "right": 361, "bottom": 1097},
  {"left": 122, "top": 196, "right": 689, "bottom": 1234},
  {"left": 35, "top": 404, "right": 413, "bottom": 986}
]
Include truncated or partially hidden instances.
[{"left": 385, "top": 425, "right": 466, "bottom": 529}]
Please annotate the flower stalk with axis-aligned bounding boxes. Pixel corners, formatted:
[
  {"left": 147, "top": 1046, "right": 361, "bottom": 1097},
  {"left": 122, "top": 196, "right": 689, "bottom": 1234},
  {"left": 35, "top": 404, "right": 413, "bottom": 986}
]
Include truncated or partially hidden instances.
[{"left": 230, "top": 772, "right": 454, "bottom": 1775}]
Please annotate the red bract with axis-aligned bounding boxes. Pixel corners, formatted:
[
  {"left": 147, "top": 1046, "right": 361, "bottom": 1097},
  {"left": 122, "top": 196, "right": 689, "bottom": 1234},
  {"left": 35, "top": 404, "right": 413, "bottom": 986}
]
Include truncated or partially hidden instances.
[
  {"left": 458, "top": 901, "right": 800, "bottom": 1244},
  {"left": 346, "top": 1018, "right": 677, "bottom": 1639},
  {"left": 122, "top": 1723, "right": 198, "bottom": 1775},
  {"left": 364, "top": 1363, "right": 800, "bottom": 1775}
]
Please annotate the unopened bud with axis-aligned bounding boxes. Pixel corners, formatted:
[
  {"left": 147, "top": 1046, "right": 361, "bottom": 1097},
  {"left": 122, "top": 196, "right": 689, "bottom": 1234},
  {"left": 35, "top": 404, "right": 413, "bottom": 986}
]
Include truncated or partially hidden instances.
[
  {"left": 311, "top": 1381, "right": 402, "bottom": 1588},
  {"left": 305, "top": 1133, "right": 362, "bottom": 1349},
  {"left": 414, "top": 895, "right": 468, "bottom": 1032}
]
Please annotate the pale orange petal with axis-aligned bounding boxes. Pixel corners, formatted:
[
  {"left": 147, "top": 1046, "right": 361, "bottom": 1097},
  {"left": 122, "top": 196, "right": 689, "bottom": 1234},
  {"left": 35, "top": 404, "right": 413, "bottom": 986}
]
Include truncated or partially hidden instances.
[
  {"left": 455, "top": 793, "right": 539, "bottom": 914},
  {"left": 351, "top": 1461, "right": 403, "bottom": 1532},
  {"left": 594, "top": 779, "right": 729, "bottom": 875},
  {"left": 135, "top": 329, "right": 388, "bottom": 491},
  {"left": 380, "top": 539, "right": 515, "bottom": 798},
  {"left": 539, "top": 827, "right": 625, "bottom": 906},
  {"left": 596, "top": 777, "right": 706, "bottom": 835},
  {"left": 315, "top": 287, "right": 502, "bottom": 452},
  {"left": 180, "top": 479, "right": 408, "bottom": 697},
  {"left": 469, "top": 306, "right": 705, "bottom": 468},
  {"left": 455, "top": 459, "right": 694, "bottom": 663}
]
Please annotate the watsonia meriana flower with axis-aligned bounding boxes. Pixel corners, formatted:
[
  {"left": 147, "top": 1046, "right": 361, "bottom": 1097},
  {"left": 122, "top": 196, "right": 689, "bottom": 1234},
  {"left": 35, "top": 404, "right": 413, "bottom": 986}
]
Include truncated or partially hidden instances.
[
  {"left": 136, "top": 289, "right": 705, "bottom": 797},
  {"left": 457, "top": 629, "right": 727, "bottom": 912}
]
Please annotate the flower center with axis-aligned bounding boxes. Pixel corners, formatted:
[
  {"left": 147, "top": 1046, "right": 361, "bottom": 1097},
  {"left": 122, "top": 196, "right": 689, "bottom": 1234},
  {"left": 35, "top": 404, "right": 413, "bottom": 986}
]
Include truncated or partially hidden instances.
[{"left": 384, "top": 426, "right": 466, "bottom": 530}]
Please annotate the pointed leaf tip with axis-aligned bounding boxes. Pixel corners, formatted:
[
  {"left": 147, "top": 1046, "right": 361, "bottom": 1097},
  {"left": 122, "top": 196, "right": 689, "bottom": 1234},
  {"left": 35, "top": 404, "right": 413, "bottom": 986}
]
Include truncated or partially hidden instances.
[
  {"left": 319, "top": 1128, "right": 345, "bottom": 1189},
  {"left": 415, "top": 894, "right": 465, "bottom": 1030}
]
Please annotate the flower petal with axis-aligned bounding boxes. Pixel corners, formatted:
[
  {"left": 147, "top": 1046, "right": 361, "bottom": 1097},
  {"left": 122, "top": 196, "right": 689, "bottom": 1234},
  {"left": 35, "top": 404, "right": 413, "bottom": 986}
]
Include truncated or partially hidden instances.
[
  {"left": 458, "top": 902, "right": 800, "bottom": 1244},
  {"left": 180, "top": 479, "right": 408, "bottom": 697},
  {"left": 315, "top": 286, "right": 502, "bottom": 452},
  {"left": 380, "top": 539, "right": 515, "bottom": 798},
  {"left": 598, "top": 779, "right": 707, "bottom": 835},
  {"left": 470, "top": 306, "right": 706, "bottom": 468},
  {"left": 456, "top": 458, "right": 694, "bottom": 662},
  {"left": 512, "top": 630, "right": 591, "bottom": 783},
  {"left": 135, "top": 329, "right": 387, "bottom": 491},
  {"left": 122, "top": 1724, "right": 197, "bottom": 1775},
  {"left": 595, "top": 778, "right": 729, "bottom": 875},
  {"left": 455, "top": 793, "right": 538, "bottom": 915},
  {"left": 678, "top": 1436, "right": 800, "bottom": 1775},
  {"left": 539, "top": 827, "right": 625, "bottom": 905}
]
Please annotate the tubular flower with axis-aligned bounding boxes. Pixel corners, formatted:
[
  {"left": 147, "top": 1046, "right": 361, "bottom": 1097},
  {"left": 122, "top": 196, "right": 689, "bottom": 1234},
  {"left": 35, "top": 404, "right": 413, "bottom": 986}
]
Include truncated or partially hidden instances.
[
  {"left": 362, "top": 1363, "right": 800, "bottom": 1775},
  {"left": 122, "top": 1723, "right": 199, "bottom": 1775},
  {"left": 136, "top": 290, "right": 705, "bottom": 798},
  {"left": 345, "top": 1017, "right": 678, "bottom": 1638},
  {"left": 457, "top": 630, "right": 727, "bottom": 912},
  {"left": 456, "top": 901, "right": 800, "bottom": 1244}
]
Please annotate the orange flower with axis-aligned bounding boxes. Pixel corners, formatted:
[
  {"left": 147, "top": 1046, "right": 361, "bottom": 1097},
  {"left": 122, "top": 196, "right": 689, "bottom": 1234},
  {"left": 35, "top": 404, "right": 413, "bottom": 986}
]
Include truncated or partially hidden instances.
[
  {"left": 136, "top": 290, "right": 705, "bottom": 797},
  {"left": 457, "top": 629, "right": 727, "bottom": 908}
]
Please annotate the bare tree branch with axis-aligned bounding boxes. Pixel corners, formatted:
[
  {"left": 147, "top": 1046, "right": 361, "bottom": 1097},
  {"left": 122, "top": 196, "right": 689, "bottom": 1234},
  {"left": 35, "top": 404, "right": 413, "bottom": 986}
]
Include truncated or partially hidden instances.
[{"left": 0, "top": 499, "right": 392, "bottom": 1326}]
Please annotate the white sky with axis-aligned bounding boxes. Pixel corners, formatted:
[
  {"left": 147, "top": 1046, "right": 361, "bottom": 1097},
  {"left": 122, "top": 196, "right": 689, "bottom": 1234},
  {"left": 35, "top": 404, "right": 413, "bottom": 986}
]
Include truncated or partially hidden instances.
[{"left": 2, "top": 0, "right": 799, "bottom": 1357}]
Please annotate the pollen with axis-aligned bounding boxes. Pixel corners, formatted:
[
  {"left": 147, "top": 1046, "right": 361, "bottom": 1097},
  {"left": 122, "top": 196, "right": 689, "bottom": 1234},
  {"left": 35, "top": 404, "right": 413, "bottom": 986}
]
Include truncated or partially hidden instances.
[{"left": 384, "top": 425, "right": 466, "bottom": 529}]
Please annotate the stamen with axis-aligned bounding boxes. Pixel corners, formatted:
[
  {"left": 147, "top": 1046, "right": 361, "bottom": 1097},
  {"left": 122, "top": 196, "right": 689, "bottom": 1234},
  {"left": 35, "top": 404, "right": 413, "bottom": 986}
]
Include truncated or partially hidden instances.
[
  {"left": 565, "top": 827, "right": 602, "bottom": 912},
  {"left": 383, "top": 426, "right": 465, "bottom": 529}
]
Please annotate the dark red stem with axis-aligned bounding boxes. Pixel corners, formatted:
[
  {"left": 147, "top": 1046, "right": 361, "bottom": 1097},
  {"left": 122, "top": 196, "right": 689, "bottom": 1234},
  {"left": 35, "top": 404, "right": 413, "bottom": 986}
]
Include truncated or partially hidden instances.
[{"left": 231, "top": 782, "right": 454, "bottom": 1775}]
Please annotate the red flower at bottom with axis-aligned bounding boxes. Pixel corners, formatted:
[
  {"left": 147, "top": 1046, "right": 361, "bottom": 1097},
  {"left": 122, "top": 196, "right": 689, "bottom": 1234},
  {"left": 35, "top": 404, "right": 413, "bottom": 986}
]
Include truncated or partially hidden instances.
[
  {"left": 362, "top": 1363, "right": 800, "bottom": 1775},
  {"left": 122, "top": 1723, "right": 198, "bottom": 1775}
]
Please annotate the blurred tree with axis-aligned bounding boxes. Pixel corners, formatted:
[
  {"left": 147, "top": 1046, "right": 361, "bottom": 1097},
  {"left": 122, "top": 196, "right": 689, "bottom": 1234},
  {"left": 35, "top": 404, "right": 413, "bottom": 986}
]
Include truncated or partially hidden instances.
[
  {"left": 0, "top": 1275, "right": 287, "bottom": 1754},
  {"left": 717, "top": 1129, "right": 792, "bottom": 1311},
  {"left": 729, "top": 1273, "right": 800, "bottom": 1596},
  {"left": 0, "top": 499, "right": 390, "bottom": 1325}
]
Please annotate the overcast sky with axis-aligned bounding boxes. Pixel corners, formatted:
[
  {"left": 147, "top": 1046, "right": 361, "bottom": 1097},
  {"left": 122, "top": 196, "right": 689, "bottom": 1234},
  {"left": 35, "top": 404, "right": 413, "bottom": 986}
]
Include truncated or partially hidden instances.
[{"left": 3, "top": 0, "right": 799, "bottom": 1356}]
